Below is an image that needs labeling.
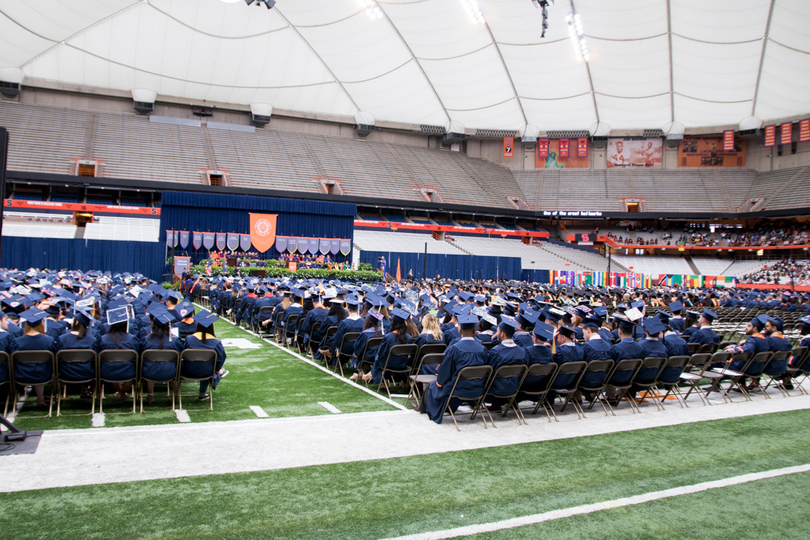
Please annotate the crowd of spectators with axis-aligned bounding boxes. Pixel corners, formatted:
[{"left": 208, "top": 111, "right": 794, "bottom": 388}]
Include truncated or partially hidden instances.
[
  {"left": 725, "top": 225, "right": 809, "bottom": 247},
  {"left": 739, "top": 259, "right": 810, "bottom": 285},
  {"left": 605, "top": 222, "right": 809, "bottom": 248}
]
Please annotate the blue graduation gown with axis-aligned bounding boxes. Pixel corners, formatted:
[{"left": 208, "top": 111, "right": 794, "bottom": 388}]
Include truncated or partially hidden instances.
[
  {"left": 669, "top": 317, "right": 685, "bottom": 333},
  {"left": 609, "top": 338, "right": 646, "bottom": 385},
  {"left": 351, "top": 328, "right": 381, "bottom": 369},
  {"left": 663, "top": 333, "right": 689, "bottom": 357},
  {"left": 56, "top": 330, "right": 98, "bottom": 381},
  {"left": 729, "top": 334, "right": 769, "bottom": 372},
  {"left": 371, "top": 332, "right": 413, "bottom": 384},
  {"left": 443, "top": 326, "right": 460, "bottom": 346},
  {"left": 475, "top": 331, "right": 494, "bottom": 344},
  {"left": 328, "top": 316, "right": 365, "bottom": 358},
  {"left": 184, "top": 334, "right": 227, "bottom": 393},
  {"left": 636, "top": 338, "right": 669, "bottom": 383},
  {"left": 141, "top": 334, "right": 183, "bottom": 381},
  {"left": 298, "top": 307, "right": 329, "bottom": 345},
  {"left": 425, "top": 338, "right": 488, "bottom": 424},
  {"left": 95, "top": 333, "right": 141, "bottom": 381},
  {"left": 9, "top": 334, "right": 57, "bottom": 383},
  {"left": 522, "top": 343, "right": 553, "bottom": 391},
  {"left": 766, "top": 333, "right": 792, "bottom": 375},
  {"left": 552, "top": 343, "right": 584, "bottom": 389},
  {"left": 688, "top": 327, "right": 720, "bottom": 345},
  {"left": 512, "top": 332, "right": 533, "bottom": 348},
  {"left": 580, "top": 337, "right": 613, "bottom": 387},
  {"left": 415, "top": 333, "right": 442, "bottom": 374},
  {"left": 486, "top": 341, "right": 527, "bottom": 403}
]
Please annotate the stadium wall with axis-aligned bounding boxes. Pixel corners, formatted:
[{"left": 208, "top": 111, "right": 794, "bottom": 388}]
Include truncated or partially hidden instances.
[{"left": 359, "top": 251, "right": 522, "bottom": 281}]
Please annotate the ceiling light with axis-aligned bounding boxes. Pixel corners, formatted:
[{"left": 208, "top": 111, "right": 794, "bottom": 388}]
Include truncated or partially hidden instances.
[
  {"left": 245, "top": 0, "right": 275, "bottom": 9},
  {"left": 460, "top": 0, "right": 485, "bottom": 25},
  {"left": 532, "top": 0, "right": 553, "bottom": 38},
  {"left": 359, "top": 0, "right": 383, "bottom": 20},
  {"left": 566, "top": 11, "right": 588, "bottom": 61}
]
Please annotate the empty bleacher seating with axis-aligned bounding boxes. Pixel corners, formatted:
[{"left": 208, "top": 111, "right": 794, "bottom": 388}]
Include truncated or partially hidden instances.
[
  {"left": 84, "top": 217, "right": 160, "bottom": 242},
  {"left": 354, "top": 230, "right": 465, "bottom": 255}
]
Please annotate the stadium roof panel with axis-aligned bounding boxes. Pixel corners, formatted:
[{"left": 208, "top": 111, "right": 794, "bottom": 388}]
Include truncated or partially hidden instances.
[{"left": 1, "top": 0, "right": 809, "bottom": 133}]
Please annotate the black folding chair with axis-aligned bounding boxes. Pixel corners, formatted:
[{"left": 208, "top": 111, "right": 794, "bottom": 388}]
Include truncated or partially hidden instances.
[
  {"left": 784, "top": 347, "right": 810, "bottom": 395},
  {"left": 484, "top": 364, "right": 529, "bottom": 425},
  {"left": 0, "top": 351, "right": 9, "bottom": 416},
  {"left": 655, "top": 355, "right": 690, "bottom": 408},
  {"left": 679, "top": 353, "right": 721, "bottom": 406},
  {"left": 698, "top": 343, "right": 718, "bottom": 354},
  {"left": 575, "top": 360, "right": 614, "bottom": 417},
  {"left": 282, "top": 314, "right": 300, "bottom": 346},
  {"left": 55, "top": 349, "right": 97, "bottom": 417},
  {"left": 408, "top": 353, "right": 443, "bottom": 405},
  {"left": 441, "top": 365, "right": 493, "bottom": 431},
  {"left": 178, "top": 349, "right": 218, "bottom": 411},
  {"left": 10, "top": 350, "right": 56, "bottom": 417},
  {"left": 687, "top": 343, "right": 700, "bottom": 354},
  {"left": 297, "top": 321, "right": 320, "bottom": 356},
  {"left": 549, "top": 361, "right": 588, "bottom": 420},
  {"left": 602, "top": 358, "right": 643, "bottom": 415},
  {"left": 711, "top": 351, "right": 755, "bottom": 401},
  {"left": 273, "top": 311, "right": 286, "bottom": 342},
  {"left": 517, "top": 363, "right": 558, "bottom": 422},
  {"left": 632, "top": 357, "right": 668, "bottom": 412},
  {"left": 377, "top": 343, "right": 419, "bottom": 399},
  {"left": 335, "top": 332, "right": 361, "bottom": 376},
  {"left": 760, "top": 350, "right": 792, "bottom": 398},
  {"left": 139, "top": 349, "right": 180, "bottom": 412},
  {"left": 98, "top": 349, "right": 138, "bottom": 414},
  {"left": 256, "top": 306, "right": 275, "bottom": 337},
  {"left": 318, "top": 327, "right": 338, "bottom": 368}
]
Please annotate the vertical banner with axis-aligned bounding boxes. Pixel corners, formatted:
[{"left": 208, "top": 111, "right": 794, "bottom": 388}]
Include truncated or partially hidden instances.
[
  {"left": 179, "top": 231, "right": 190, "bottom": 250},
  {"left": 330, "top": 240, "right": 340, "bottom": 255},
  {"left": 340, "top": 239, "right": 351, "bottom": 255},
  {"left": 308, "top": 238, "right": 319, "bottom": 255},
  {"left": 801, "top": 119, "right": 810, "bottom": 143},
  {"left": 559, "top": 138, "right": 569, "bottom": 158},
  {"left": 166, "top": 230, "right": 174, "bottom": 248},
  {"left": 203, "top": 232, "right": 215, "bottom": 250},
  {"left": 192, "top": 232, "right": 202, "bottom": 250},
  {"left": 723, "top": 130, "right": 735, "bottom": 152},
  {"left": 503, "top": 137, "right": 513, "bottom": 157},
  {"left": 275, "top": 237, "right": 287, "bottom": 254},
  {"left": 577, "top": 138, "right": 588, "bottom": 158},
  {"left": 216, "top": 233, "right": 227, "bottom": 251},
  {"left": 320, "top": 239, "right": 330, "bottom": 254},
  {"left": 537, "top": 138, "right": 549, "bottom": 158},
  {"left": 240, "top": 234, "right": 252, "bottom": 251},
  {"left": 174, "top": 256, "right": 191, "bottom": 277},
  {"left": 249, "top": 213, "right": 277, "bottom": 253},
  {"left": 763, "top": 125, "right": 776, "bottom": 147},
  {"left": 288, "top": 238, "right": 298, "bottom": 253},
  {"left": 226, "top": 233, "right": 239, "bottom": 251},
  {"left": 781, "top": 122, "right": 792, "bottom": 146}
]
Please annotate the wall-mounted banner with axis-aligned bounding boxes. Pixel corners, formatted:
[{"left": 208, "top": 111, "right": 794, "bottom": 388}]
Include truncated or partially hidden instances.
[
  {"left": 577, "top": 138, "right": 588, "bottom": 158},
  {"left": 801, "top": 119, "right": 810, "bottom": 142},
  {"left": 240, "top": 234, "right": 251, "bottom": 251},
  {"left": 559, "top": 138, "right": 569, "bottom": 158},
  {"left": 174, "top": 256, "right": 191, "bottom": 277},
  {"left": 166, "top": 230, "right": 175, "bottom": 248},
  {"left": 288, "top": 237, "right": 299, "bottom": 253},
  {"left": 330, "top": 239, "right": 340, "bottom": 255},
  {"left": 308, "top": 238, "right": 319, "bottom": 255},
  {"left": 340, "top": 240, "right": 351, "bottom": 255},
  {"left": 723, "top": 130, "right": 735, "bottom": 152},
  {"left": 216, "top": 233, "right": 227, "bottom": 251},
  {"left": 764, "top": 125, "right": 776, "bottom": 147},
  {"left": 192, "top": 232, "right": 203, "bottom": 250},
  {"left": 203, "top": 232, "right": 215, "bottom": 250},
  {"left": 320, "top": 239, "right": 330, "bottom": 255},
  {"left": 275, "top": 237, "right": 287, "bottom": 253},
  {"left": 249, "top": 213, "right": 277, "bottom": 253},
  {"left": 574, "top": 233, "right": 596, "bottom": 244},
  {"left": 227, "top": 233, "right": 239, "bottom": 251},
  {"left": 503, "top": 137, "right": 513, "bottom": 157},
  {"left": 537, "top": 138, "right": 549, "bottom": 158},
  {"left": 678, "top": 137, "right": 747, "bottom": 167},
  {"left": 781, "top": 122, "right": 793, "bottom": 146},
  {"left": 607, "top": 138, "right": 662, "bottom": 168},
  {"left": 179, "top": 231, "right": 190, "bottom": 250}
]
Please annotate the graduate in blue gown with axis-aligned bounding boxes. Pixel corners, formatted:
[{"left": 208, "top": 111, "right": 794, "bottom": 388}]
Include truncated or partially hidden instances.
[
  {"left": 141, "top": 304, "right": 184, "bottom": 405},
  {"left": 350, "top": 311, "right": 383, "bottom": 374},
  {"left": 9, "top": 308, "right": 58, "bottom": 407},
  {"left": 366, "top": 307, "right": 415, "bottom": 385},
  {"left": 322, "top": 299, "right": 364, "bottom": 367},
  {"left": 688, "top": 309, "right": 720, "bottom": 345},
  {"left": 414, "top": 313, "right": 444, "bottom": 375},
  {"left": 183, "top": 310, "right": 228, "bottom": 399},
  {"left": 579, "top": 316, "right": 613, "bottom": 388},
  {"left": 485, "top": 316, "right": 527, "bottom": 410},
  {"left": 419, "top": 313, "right": 488, "bottom": 423},
  {"left": 56, "top": 309, "right": 97, "bottom": 392},
  {"left": 518, "top": 320, "right": 554, "bottom": 402},
  {"left": 95, "top": 306, "right": 141, "bottom": 399}
]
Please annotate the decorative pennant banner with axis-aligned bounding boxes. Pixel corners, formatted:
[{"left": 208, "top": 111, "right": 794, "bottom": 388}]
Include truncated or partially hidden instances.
[
  {"left": 166, "top": 230, "right": 175, "bottom": 248},
  {"left": 577, "top": 138, "right": 588, "bottom": 158},
  {"left": 227, "top": 233, "right": 239, "bottom": 251},
  {"left": 340, "top": 239, "right": 351, "bottom": 256},
  {"left": 559, "top": 138, "right": 569, "bottom": 158},
  {"left": 330, "top": 239, "right": 340, "bottom": 255},
  {"left": 308, "top": 238, "right": 319, "bottom": 255},
  {"left": 240, "top": 234, "right": 251, "bottom": 251},
  {"left": 203, "top": 232, "right": 215, "bottom": 250},
  {"left": 249, "top": 213, "right": 277, "bottom": 253},
  {"left": 192, "top": 232, "right": 203, "bottom": 250},
  {"left": 174, "top": 256, "right": 191, "bottom": 277},
  {"left": 320, "top": 239, "right": 330, "bottom": 254},
  {"left": 216, "top": 233, "right": 227, "bottom": 251},
  {"left": 172, "top": 231, "right": 179, "bottom": 248},
  {"left": 537, "top": 138, "right": 549, "bottom": 158},
  {"left": 288, "top": 238, "right": 298, "bottom": 254},
  {"left": 179, "top": 231, "right": 190, "bottom": 250},
  {"left": 763, "top": 125, "right": 776, "bottom": 147},
  {"left": 801, "top": 119, "right": 810, "bottom": 142},
  {"left": 723, "top": 130, "right": 735, "bottom": 152},
  {"left": 275, "top": 237, "right": 287, "bottom": 253},
  {"left": 782, "top": 122, "right": 793, "bottom": 145},
  {"left": 503, "top": 137, "right": 513, "bottom": 158}
]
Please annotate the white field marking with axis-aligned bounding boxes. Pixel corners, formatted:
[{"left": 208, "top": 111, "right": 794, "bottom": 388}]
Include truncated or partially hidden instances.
[
  {"left": 198, "top": 303, "right": 407, "bottom": 411},
  {"left": 249, "top": 405, "right": 269, "bottom": 418},
  {"left": 380, "top": 463, "right": 810, "bottom": 540},
  {"left": 91, "top": 413, "right": 105, "bottom": 427},
  {"left": 221, "top": 338, "right": 262, "bottom": 350},
  {"left": 318, "top": 401, "right": 342, "bottom": 414},
  {"left": 175, "top": 409, "right": 191, "bottom": 423}
]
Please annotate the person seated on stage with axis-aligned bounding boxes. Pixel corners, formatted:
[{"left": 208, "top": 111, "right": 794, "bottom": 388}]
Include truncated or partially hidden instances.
[
  {"left": 418, "top": 313, "right": 488, "bottom": 423},
  {"left": 95, "top": 307, "right": 141, "bottom": 401},
  {"left": 687, "top": 309, "right": 720, "bottom": 345},
  {"left": 350, "top": 309, "right": 384, "bottom": 380},
  {"left": 141, "top": 305, "right": 184, "bottom": 405},
  {"left": 485, "top": 316, "right": 527, "bottom": 412},
  {"left": 365, "top": 307, "right": 415, "bottom": 385},
  {"left": 321, "top": 299, "right": 363, "bottom": 365},
  {"left": 172, "top": 300, "right": 197, "bottom": 339},
  {"left": 183, "top": 310, "right": 228, "bottom": 401},
  {"left": 9, "top": 308, "right": 58, "bottom": 407}
]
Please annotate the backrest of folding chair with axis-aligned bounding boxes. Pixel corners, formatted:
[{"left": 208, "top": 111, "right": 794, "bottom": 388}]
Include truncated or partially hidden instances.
[
  {"left": 552, "top": 361, "right": 587, "bottom": 390},
  {"left": 792, "top": 347, "right": 809, "bottom": 371},
  {"left": 180, "top": 349, "right": 218, "bottom": 379},
  {"left": 0, "top": 351, "right": 8, "bottom": 383},
  {"left": 338, "top": 332, "right": 361, "bottom": 351},
  {"left": 324, "top": 326, "right": 337, "bottom": 339},
  {"left": 448, "top": 365, "right": 492, "bottom": 400},
  {"left": 285, "top": 314, "right": 299, "bottom": 330},
  {"left": 483, "top": 341, "right": 495, "bottom": 351},
  {"left": 580, "top": 359, "right": 613, "bottom": 388},
  {"left": 258, "top": 306, "right": 274, "bottom": 316},
  {"left": 658, "top": 355, "right": 690, "bottom": 384},
  {"left": 416, "top": 343, "right": 446, "bottom": 365},
  {"left": 12, "top": 350, "right": 54, "bottom": 364},
  {"left": 142, "top": 350, "right": 180, "bottom": 364},
  {"left": 418, "top": 353, "right": 444, "bottom": 372},
  {"left": 57, "top": 349, "right": 97, "bottom": 364},
  {"left": 358, "top": 336, "right": 383, "bottom": 359},
  {"left": 387, "top": 343, "right": 419, "bottom": 371},
  {"left": 521, "top": 362, "right": 558, "bottom": 392},
  {"left": 698, "top": 343, "right": 718, "bottom": 354},
  {"left": 772, "top": 350, "right": 791, "bottom": 362},
  {"left": 688, "top": 343, "right": 700, "bottom": 354},
  {"left": 709, "top": 351, "right": 732, "bottom": 365},
  {"left": 309, "top": 321, "right": 321, "bottom": 337},
  {"left": 607, "top": 358, "right": 643, "bottom": 386},
  {"left": 486, "top": 364, "right": 528, "bottom": 397},
  {"left": 273, "top": 310, "right": 284, "bottom": 326},
  {"left": 746, "top": 351, "right": 773, "bottom": 375},
  {"left": 99, "top": 350, "right": 138, "bottom": 363},
  {"left": 688, "top": 353, "right": 712, "bottom": 373}
]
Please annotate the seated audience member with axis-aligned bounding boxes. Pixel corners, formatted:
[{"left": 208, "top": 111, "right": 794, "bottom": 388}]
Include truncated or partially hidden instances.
[{"left": 183, "top": 310, "right": 228, "bottom": 401}]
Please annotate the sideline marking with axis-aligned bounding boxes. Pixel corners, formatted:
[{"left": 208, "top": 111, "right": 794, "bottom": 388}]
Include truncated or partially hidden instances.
[
  {"left": 199, "top": 304, "right": 407, "bottom": 411},
  {"left": 380, "top": 463, "right": 810, "bottom": 540},
  {"left": 318, "top": 401, "right": 342, "bottom": 414},
  {"left": 175, "top": 410, "right": 191, "bottom": 423},
  {"left": 249, "top": 405, "right": 269, "bottom": 418},
  {"left": 91, "top": 413, "right": 106, "bottom": 427}
]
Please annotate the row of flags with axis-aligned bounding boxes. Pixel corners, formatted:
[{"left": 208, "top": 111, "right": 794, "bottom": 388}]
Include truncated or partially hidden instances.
[{"left": 548, "top": 270, "right": 737, "bottom": 288}]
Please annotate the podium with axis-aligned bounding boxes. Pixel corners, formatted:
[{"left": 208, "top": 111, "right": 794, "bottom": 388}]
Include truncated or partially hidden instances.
[
  {"left": 288, "top": 262, "right": 298, "bottom": 272},
  {"left": 226, "top": 257, "right": 237, "bottom": 268}
]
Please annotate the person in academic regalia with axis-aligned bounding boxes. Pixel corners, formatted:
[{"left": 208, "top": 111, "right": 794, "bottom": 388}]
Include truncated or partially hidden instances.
[
  {"left": 172, "top": 300, "right": 197, "bottom": 339},
  {"left": 517, "top": 320, "right": 554, "bottom": 403},
  {"left": 95, "top": 307, "right": 141, "bottom": 400},
  {"left": 485, "top": 316, "right": 527, "bottom": 411},
  {"left": 9, "top": 308, "right": 58, "bottom": 407},
  {"left": 350, "top": 311, "right": 383, "bottom": 378},
  {"left": 322, "top": 299, "right": 364, "bottom": 366},
  {"left": 419, "top": 313, "right": 488, "bottom": 424},
  {"left": 687, "top": 309, "right": 720, "bottom": 345},
  {"left": 140, "top": 305, "right": 184, "bottom": 405},
  {"left": 183, "top": 310, "right": 228, "bottom": 400},
  {"left": 366, "top": 307, "right": 415, "bottom": 385},
  {"left": 667, "top": 301, "right": 686, "bottom": 333}
]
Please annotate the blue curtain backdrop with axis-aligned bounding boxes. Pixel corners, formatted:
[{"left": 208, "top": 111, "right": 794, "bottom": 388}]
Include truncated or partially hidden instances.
[
  {"left": 1, "top": 237, "right": 165, "bottom": 280},
  {"left": 360, "top": 251, "right": 521, "bottom": 281},
  {"left": 521, "top": 269, "right": 551, "bottom": 283},
  {"left": 161, "top": 191, "right": 356, "bottom": 262}
]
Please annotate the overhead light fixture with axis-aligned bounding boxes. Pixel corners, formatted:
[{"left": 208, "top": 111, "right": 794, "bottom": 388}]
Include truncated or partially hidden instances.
[
  {"left": 460, "top": 0, "right": 485, "bottom": 25},
  {"left": 359, "top": 0, "right": 383, "bottom": 19},
  {"left": 566, "top": 11, "right": 589, "bottom": 61},
  {"left": 245, "top": 0, "right": 275, "bottom": 9},
  {"left": 532, "top": 0, "right": 553, "bottom": 38}
]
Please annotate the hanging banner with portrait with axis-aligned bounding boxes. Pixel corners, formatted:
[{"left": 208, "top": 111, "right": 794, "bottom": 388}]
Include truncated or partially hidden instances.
[
  {"left": 607, "top": 137, "right": 663, "bottom": 168},
  {"left": 678, "top": 137, "right": 747, "bottom": 167}
]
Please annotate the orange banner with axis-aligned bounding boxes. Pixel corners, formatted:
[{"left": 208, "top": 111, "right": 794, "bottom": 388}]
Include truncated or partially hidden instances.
[
  {"left": 503, "top": 137, "right": 514, "bottom": 158},
  {"left": 249, "top": 213, "right": 277, "bottom": 253},
  {"left": 678, "top": 137, "right": 747, "bottom": 167},
  {"left": 4, "top": 199, "right": 160, "bottom": 215},
  {"left": 536, "top": 138, "right": 589, "bottom": 169}
]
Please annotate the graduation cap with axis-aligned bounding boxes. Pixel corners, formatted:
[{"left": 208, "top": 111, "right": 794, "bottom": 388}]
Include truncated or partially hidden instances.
[
  {"left": 582, "top": 316, "right": 603, "bottom": 329},
  {"left": 498, "top": 315, "right": 520, "bottom": 335},
  {"left": 194, "top": 309, "right": 218, "bottom": 329},
  {"left": 625, "top": 307, "right": 643, "bottom": 322},
  {"left": 656, "top": 310, "right": 671, "bottom": 324},
  {"left": 800, "top": 315, "right": 810, "bottom": 326},
  {"left": 613, "top": 313, "right": 636, "bottom": 333},
  {"left": 149, "top": 306, "right": 174, "bottom": 325},
  {"left": 533, "top": 321, "right": 554, "bottom": 342},
  {"left": 474, "top": 294, "right": 486, "bottom": 304},
  {"left": 457, "top": 313, "right": 479, "bottom": 329},
  {"left": 391, "top": 307, "right": 411, "bottom": 321},
  {"left": 368, "top": 309, "right": 383, "bottom": 321},
  {"left": 106, "top": 307, "right": 130, "bottom": 326},
  {"left": 701, "top": 309, "right": 718, "bottom": 323},
  {"left": 516, "top": 309, "right": 539, "bottom": 327},
  {"left": 18, "top": 307, "right": 47, "bottom": 326},
  {"left": 557, "top": 324, "right": 576, "bottom": 339},
  {"left": 686, "top": 310, "right": 701, "bottom": 320},
  {"left": 73, "top": 308, "right": 93, "bottom": 327},
  {"left": 669, "top": 301, "right": 684, "bottom": 313},
  {"left": 345, "top": 298, "right": 361, "bottom": 309},
  {"left": 176, "top": 300, "right": 195, "bottom": 319},
  {"left": 593, "top": 306, "right": 608, "bottom": 319},
  {"left": 642, "top": 317, "right": 665, "bottom": 335},
  {"left": 546, "top": 307, "right": 567, "bottom": 324}
]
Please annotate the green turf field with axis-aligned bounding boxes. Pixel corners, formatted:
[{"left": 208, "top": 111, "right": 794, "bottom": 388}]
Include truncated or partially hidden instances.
[
  {"left": 3, "top": 409, "right": 810, "bottom": 540},
  {"left": 10, "top": 319, "right": 397, "bottom": 431}
]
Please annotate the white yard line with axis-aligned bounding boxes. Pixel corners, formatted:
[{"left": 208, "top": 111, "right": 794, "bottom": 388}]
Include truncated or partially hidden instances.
[
  {"left": 380, "top": 463, "right": 810, "bottom": 540},
  {"left": 318, "top": 401, "right": 342, "bottom": 414},
  {"left": 250, "top": 405, "right": 269, "bottom": 418},
  {"left": 174, "top": 410, "right": 191, "bottom": 423}
]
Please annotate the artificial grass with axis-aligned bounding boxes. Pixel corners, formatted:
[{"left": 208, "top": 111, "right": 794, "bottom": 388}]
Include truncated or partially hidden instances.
[
  {"left": 10, "top": 319, "right": 396, "bottom": 431},
  {"left": 3, "top": 409, "right": 810, "bottom": 540}
]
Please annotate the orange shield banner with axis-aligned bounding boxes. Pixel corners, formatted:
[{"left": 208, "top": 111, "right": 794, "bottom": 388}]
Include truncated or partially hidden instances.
[{"left": 250, "top": 213, "right": 277, "bottom": 253}]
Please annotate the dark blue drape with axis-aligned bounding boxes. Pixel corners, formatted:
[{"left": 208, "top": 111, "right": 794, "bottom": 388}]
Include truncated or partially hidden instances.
[
  {"left": 521, "top": 269, "right": 551, "bottom": 283},
  {"left": 1, "top": 237, "right": 165, "bottom": 281},
  {"left": 360, "top": 251, "right": 521, "bottom": 281},
  {"left": 161, "top": 191, "right": 356, "bottom": 261}
]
